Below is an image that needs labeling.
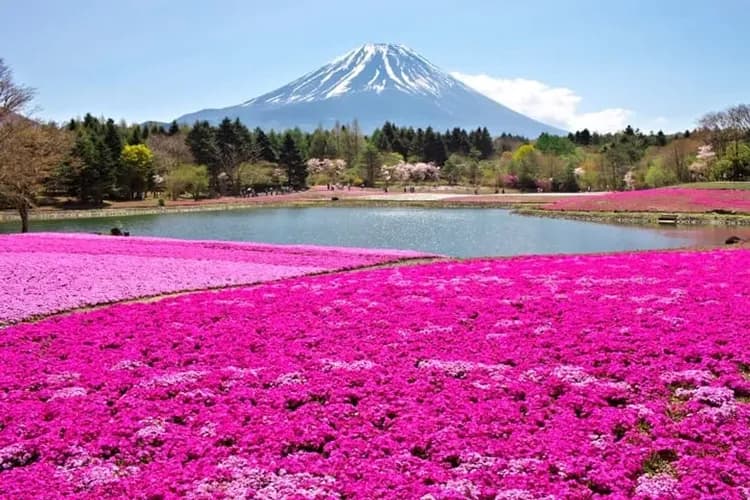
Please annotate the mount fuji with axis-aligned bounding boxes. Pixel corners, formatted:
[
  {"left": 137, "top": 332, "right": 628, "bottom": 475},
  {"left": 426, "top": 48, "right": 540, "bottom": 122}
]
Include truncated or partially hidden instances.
[{"left": 175, "top": 43, "right": 565, "bottom": 136}]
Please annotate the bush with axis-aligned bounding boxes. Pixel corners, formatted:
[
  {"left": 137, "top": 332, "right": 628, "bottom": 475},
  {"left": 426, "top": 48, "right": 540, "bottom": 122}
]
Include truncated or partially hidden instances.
[{"left": 645, "top": 163, "right": 678, "bottom": 188}]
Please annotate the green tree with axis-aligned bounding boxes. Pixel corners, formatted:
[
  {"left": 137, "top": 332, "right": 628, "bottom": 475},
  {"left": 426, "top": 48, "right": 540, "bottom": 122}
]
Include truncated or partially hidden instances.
[
  {"left": 168, "top": 120, "right": 180, "bottom": 136},
  {"left": 644, "top": 162, "right": 677, "bottom": 187},
  {"left": 118, "top": 144, "right": 155, "bottom": 200},
  {"left": 442, "top": 154, "right": 466, "bottom": 185},
  {"left": 186, "top": 121, "right": 219, "bottom": 193},
  {"left": 360, "top": 142, "right": 381, "bottom": 187},
  {"left": 279, "top": 132, "right": 307, "bottom": 190},
  {"left": 535, "top": 133, "right": 575, "bottom": 156},
  {"left": 254, "top": 128, "right": 277, "bottom": 162},
  {"left": 423, "top": 127, "right": 447, "bottom": 165},
  {"left": 165, "top": 164, "right": 209, "bottom": 200}
]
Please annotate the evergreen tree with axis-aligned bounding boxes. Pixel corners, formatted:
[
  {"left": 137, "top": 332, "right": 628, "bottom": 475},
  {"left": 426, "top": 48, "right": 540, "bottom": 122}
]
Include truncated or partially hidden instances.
[
  {"left": 186, "top": 121, "right": 220, "bottom": 193},
  {"left": 448, "top": 127, "right": 471, "bottom": 156},
  {"left": 656, "top": 130, "right": 667, "bottom": 146},
  {"left": 128, "top": 125, "right": 142, "bottom": 145},
  {"left": 72, "top": 131, "right": 113, "bottom": 204},
  {"left": 253, "top": 128, "right": 277, "bottom": 162},
  {"left": 579, "top": 128, "right": 592, "bottom": 145},
  {"left": 279, "top": 132, "right": 307, "bottom": 190},
  {"left": 361, "top": 142, "right": 381, "bottom": 187},
  {"left": 423, "top": 127, "right": 447, "bottom": 164},
  {"left": 102, "top": 119, "right": 123, "bottom": 196},
  {"left": 477, "top": 127, "right": 494, "bottom": 159},
  {"left": 168, "top": 120, "right": 180, "bottom": 136}
]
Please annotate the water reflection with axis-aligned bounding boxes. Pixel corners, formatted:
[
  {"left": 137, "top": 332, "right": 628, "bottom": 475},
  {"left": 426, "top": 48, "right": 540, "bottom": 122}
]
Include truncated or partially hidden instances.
[{"left": 1, "top": 208, "right": 748, "bottom": 258}]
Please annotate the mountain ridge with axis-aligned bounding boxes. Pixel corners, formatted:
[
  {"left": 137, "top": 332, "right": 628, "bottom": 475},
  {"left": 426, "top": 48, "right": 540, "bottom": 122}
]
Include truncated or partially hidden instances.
[{"left": 175, "top": 43, "right": 565, "bottom": 136}]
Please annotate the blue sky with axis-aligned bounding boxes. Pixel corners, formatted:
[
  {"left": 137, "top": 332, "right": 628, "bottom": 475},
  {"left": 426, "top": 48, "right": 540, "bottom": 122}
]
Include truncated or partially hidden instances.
[{"left": 1, "top": 0, "right": 747, "bottom": 132}]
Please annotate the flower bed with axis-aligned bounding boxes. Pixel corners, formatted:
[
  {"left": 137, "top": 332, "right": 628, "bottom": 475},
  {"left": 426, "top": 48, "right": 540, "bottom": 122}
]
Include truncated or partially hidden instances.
[
  {"left": 0, "top": 233, "right": 431, "bottom": 323},
  {"left": 543, "top": 188, "right": 750, "bottom": 214},
  {"left": 1, "top": 248, "right": 748, "bottom": 497}
]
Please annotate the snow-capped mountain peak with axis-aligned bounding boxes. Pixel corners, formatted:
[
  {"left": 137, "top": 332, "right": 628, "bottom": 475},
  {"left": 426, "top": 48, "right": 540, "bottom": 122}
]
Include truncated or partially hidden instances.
[
  {"left": 244, "top": 43, "right": 462, "bottom": 106},
  {"left": 176, "top": 43, "right": 565, "bottom": 136}
]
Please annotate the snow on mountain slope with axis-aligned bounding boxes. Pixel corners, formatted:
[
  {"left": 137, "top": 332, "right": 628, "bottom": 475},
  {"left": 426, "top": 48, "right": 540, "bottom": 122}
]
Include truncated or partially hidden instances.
[
  {"left": 176, "top": 43, "right": 565, "bottom": 136},
  {"left": 244, "top": 44, "right": 460, "bottom": 105}
]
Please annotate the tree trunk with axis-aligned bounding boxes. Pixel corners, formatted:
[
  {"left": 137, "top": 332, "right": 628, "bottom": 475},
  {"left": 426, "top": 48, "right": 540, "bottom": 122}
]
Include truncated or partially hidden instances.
[{"left": 18, "top": 203, "right": 29, "bottom": 233}]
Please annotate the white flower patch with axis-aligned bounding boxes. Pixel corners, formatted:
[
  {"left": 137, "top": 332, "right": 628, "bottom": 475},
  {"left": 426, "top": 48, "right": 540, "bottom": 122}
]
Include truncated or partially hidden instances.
[
  {"left": 320, "top": 359, "right": 375, "bottom": 371},
  {"left": 415, "top": 324, "right": 454, "bottom": 336},
  {"left": 416, "top": 359, "right": 509, "bottom": 379},
  {"left": 0, "top": 443, "right": 37, "bottom": 471},
  {"left": 455, "top": 452, "right": 498, "bottom": 473},
  {"left": 627, "top": 404, "right": 655, "bottom": 418},
  {"left": 495, "top": 490, "right": 552, "bottom": 500},
  {"left": 136, "top": 418, "right": 166, "bottom": 441},
  {"left": 589, "top": 433, "right": 608, "bottom": 450},
  {"left": 192, "top": 458, "right": 338, "bottom": 499},
  {"left": 500, "top": 457, "right": 543, "bottom": 477},
  {"left": 50, "top": 386, "right": 87, "bottom": 400},
  {"left": 485, "top": 333, "right": 508, "bottom": 341},
  {"left": 552, "top": 365, "right": 596, "bottom": 386},
  {"left": 272, "top": 371, "right": 306, "bottom": 386},
  {"left": 46, "top": 371, "right": 81, "bottom": 385},
  {"left": 400, "top": 294, "right": 434, "bottom": 304},
  {"left": 441, "top": 479, "right": 480, "bottom": 498},
  {"left": 140, "top": 370, "right": 207, "bottom": 388},
  {"left": 519, "top": 369, "right": 543, "bottom": 383},
  {"left": 635, "top": 474, "right": 678, "bottom": 497},
  {"left": 78, "top": 463, "right": 139, "bottom": 490},
  {"left": 222, "top": 366, "right": 263, "bottom": 378},
  {"left": 199, "top": 422, "right": 217, "bottom": 438},
  {"left": 660, "top": 369, "right": 714, "bottom": 386},
  {"left": 494, "top": 319, "right": 524, "bottom": 329},
  {"left": 110, "top": 359, "right": 145, "bottom": 371}
]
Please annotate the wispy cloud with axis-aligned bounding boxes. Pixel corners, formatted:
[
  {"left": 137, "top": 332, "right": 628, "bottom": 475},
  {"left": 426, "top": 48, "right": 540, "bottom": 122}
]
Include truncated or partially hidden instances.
[{"left": 451, "top": 72, "right": 632, "bottom": 133}]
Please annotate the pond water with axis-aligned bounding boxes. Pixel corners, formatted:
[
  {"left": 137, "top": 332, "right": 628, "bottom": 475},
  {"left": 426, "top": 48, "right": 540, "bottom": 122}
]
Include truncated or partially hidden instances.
[{"left": 1, "top": 207, "right": 747, "bottom": 257}]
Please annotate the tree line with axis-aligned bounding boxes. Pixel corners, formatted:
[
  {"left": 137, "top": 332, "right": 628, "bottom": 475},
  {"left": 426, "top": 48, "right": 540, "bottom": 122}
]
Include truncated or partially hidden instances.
[{"left": 2, "top": 56, "right": 749, "bottom": 233}]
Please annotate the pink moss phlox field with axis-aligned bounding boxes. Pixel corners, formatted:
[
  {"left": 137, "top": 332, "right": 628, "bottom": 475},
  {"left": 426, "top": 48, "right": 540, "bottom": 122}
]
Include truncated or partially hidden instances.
[
  {"left": 0, "top": 233, "right": 431, "bottom": 323},
  {"left": 1, "top": 249, "right": 749, "bottom": 498},
  {"left": 544, "top": 188, "right": 750, "bottom": 213}
]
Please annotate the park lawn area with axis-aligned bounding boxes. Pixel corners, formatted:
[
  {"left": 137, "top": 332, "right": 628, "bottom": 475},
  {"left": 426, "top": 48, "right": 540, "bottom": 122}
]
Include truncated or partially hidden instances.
[{"left": 674, "top": 181, "right": 750, "bottom": 190}]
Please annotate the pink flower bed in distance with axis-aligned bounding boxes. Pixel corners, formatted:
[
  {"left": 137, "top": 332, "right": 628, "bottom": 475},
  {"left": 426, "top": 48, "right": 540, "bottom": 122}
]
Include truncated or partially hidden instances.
[
  {"left": 1, "top": 248, "right": 749, "bottom": 497},
  {"left": 544, "top": 188, "right": 750, "bottom": 213},
  {"left": 0, "top": 233, "right": 431, "bottom": 323}
]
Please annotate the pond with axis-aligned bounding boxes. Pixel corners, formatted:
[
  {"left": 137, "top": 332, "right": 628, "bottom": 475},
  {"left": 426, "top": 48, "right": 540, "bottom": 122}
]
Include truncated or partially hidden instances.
[{"left": 1, "top": 207, "right": 747, "bottom": 257}]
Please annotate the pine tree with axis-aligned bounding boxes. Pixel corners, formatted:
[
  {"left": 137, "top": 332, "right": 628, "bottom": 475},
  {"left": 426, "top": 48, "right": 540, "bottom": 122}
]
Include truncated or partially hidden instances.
[
  {"left": 423, "top": 127, "right": 447, "bottom": 165},
  {"left": 168, "top": 120, "right": 180, "bottom": 136},
  {"left": 186, "top": 121, "right": 220, "bottom": 193},
  {"left": 478, "top": 127, "right": 494, "bottom": 159},
  {"left": 103, "top": 119, "right": 123, "bottom": 196},
  {"left": 254, "top": 128, "right": 277, "bottom": 162},
  {"left": 656, "top": 130, "right": 667, "bottom": 146},
  {"left": 128, "top": 125, "right": 142, "bottom": 145},
  {"left": 279, "top": 132, "right": 307, "bottom": 190}
]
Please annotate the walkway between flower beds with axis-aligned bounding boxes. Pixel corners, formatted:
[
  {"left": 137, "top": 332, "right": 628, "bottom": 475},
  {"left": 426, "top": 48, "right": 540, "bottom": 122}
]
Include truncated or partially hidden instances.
[{"left": 0, "top": 233, "right": 435, "bottom": 324}]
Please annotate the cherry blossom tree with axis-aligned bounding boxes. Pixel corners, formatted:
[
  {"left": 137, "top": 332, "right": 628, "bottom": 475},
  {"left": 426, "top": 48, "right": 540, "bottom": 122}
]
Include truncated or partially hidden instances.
[{"left": 306, "top": 158, "right": 346, "bottom": 187}]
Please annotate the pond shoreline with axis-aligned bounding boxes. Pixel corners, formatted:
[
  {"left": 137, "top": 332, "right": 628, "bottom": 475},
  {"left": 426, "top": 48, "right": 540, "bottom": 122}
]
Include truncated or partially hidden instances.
[
  {"left": 2, "top": 198, "right": 750, "bottom": 227},
  {"left": 515, "top": 208, "right": 750, "bottom": 226}
]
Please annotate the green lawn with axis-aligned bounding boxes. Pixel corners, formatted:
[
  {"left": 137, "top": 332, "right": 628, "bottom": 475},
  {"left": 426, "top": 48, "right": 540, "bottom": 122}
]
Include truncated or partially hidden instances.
[{"left": 674, "top": 182, "right": 750, "bottom": 190}]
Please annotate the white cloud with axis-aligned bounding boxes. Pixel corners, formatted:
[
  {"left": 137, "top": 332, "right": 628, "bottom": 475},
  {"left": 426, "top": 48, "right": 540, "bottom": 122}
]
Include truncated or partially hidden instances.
[{"left": 451, "top": 72, "right": 632, "bottom": 133}]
